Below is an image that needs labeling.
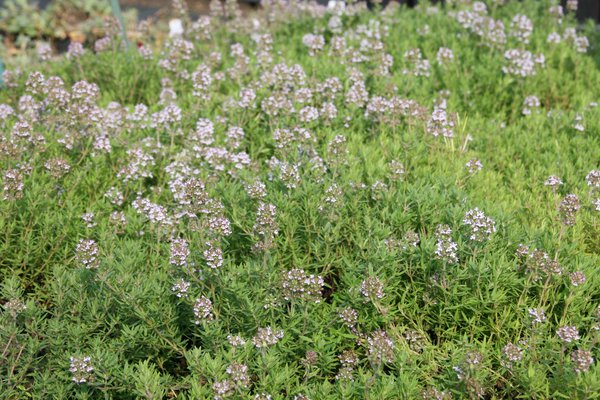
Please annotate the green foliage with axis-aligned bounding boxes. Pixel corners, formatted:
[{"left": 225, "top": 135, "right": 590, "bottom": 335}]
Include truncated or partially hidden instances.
[
  {"left": 0, "top": 0, "right": 130, "bottom": 42},
  {"left": 0, "top": 1, "right": 599, "bottom": 399},
  {"left": 0, "top": 0, "right": 50, "bottom": 37}
]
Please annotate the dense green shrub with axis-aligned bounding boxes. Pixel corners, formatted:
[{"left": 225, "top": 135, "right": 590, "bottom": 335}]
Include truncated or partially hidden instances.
[
  {"left": 0, "top": 1, "right": 599, "bottom": 398},
  {"left": 0, "top": 0, "right": 134, "bottom": 45}
]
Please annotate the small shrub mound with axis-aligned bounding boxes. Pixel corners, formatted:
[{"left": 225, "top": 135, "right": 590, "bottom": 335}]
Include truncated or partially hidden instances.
[{"left": 1, "top": 0, "right": 599, "bottom": 399}]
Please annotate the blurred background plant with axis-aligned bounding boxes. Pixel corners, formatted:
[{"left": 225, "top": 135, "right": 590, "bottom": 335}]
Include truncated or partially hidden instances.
[
  {"left": 0, "top": 0, "right": 51, "bottom": 39},
  {"left": 0, "top": 0, "right": 137, "bottom": 62}
]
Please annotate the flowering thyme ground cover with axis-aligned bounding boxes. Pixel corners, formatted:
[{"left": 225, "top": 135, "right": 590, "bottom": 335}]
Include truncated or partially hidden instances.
[{"left": 0, "top": 0, "right": 599, "bottom": 398}]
